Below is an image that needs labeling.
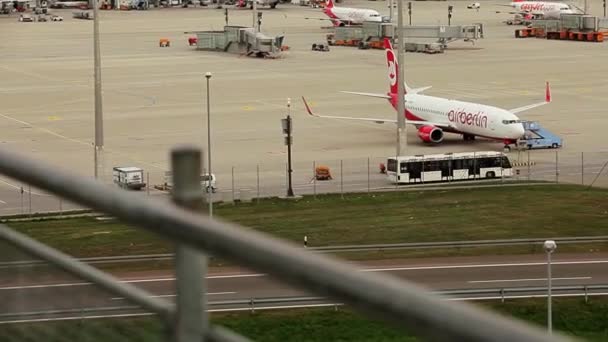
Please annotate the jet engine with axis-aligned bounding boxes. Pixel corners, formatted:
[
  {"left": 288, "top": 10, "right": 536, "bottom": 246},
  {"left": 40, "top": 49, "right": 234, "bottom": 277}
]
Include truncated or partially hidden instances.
[{"left": 417, "top": 125, "right": 444, "bottom": 143}]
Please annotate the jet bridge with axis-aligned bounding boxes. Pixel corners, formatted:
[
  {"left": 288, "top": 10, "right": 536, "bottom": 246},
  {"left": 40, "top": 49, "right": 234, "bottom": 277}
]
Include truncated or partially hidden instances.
[{"left": 400, "top": 23, "right": 484, "bottom": 47}]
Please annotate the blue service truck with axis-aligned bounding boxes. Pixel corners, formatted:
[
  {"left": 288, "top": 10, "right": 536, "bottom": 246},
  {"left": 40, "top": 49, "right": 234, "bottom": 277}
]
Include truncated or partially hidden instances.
[{"left": 516, "top": 121, "right": 563, "bottom": 150}]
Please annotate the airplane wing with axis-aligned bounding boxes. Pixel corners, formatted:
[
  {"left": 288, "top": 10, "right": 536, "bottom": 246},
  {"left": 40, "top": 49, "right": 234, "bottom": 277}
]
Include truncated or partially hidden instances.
[
  {"left": 509, "top": 82, "right": 551, "bottom": 114},
  {"left": 301, "top": 97, "right": 451, "bottom": 128},
  {"left": 340, "top": 91, "right": 391, "bottom": 99}
]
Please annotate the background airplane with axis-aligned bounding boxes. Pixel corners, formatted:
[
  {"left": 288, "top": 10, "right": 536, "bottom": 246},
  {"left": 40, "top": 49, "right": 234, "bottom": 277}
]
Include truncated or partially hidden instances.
[
  {"left": 497, "top": 0, "right": 581, "bottom": 19},
  {"left": 305, "top": 0, "right": 383, "bottom": 26},
  {"left": 302, "top": 39, "right": 551, "bottom": 150}
]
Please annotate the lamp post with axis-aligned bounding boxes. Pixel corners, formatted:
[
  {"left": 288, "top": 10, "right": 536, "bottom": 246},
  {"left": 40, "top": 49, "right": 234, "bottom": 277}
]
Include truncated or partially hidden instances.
[
  {"left": 281, "top": 99, "right": 294, "bottom": 197},
  {"left": 544, "top": 240, "right": 557, "bottom": 336},
  {"left": 448, "top": 5, "right": 453, "bottom": 26},
  {"left": 93, "top": 0, "right": 104, "bottom": 179},
  {"left": 205, "top": 72, "right": 213, "bottom": 218},
  {"left": 396, "top": 0, "right": 407, "bottom": 156}
]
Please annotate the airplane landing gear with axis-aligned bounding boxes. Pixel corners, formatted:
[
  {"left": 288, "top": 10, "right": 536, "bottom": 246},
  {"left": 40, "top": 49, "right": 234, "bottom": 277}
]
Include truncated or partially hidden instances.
[
  {"left": 463, "top": 134, "right": 475, "bottom": 141},
  {"left": 503, "top": 144, "right": 511, "bottom": 152}
]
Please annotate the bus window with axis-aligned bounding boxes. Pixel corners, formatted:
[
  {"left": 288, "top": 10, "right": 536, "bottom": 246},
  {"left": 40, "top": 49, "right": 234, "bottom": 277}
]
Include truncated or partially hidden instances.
[
  {"left": 399, "top": 162, "right": 408, "bottom": 173},
  {"left": 501, "top": 156, "right": 512, "bottom": 168},
  {"left": 387, "top": 159, "right": 397, "bottom": 172},
  {"left": 440, "top": 159, "right": 452, "bottom": 177},
  {"left": 423, "top": 160, "right": 440, "bottom": 172},
  {"left": 409, "top": 161, "right": 422, "bottom": 178}
]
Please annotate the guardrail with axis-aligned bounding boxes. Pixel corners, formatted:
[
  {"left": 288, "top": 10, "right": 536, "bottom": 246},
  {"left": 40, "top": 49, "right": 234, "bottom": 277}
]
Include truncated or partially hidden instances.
[
  {"left": 2, "top": 285, "right": 606, "bottom": 323},
  {"left": 3, "top": 235, "right": 607, "bottom": 268},
  {"left": 0, "top": 146, "right": 565, "bottom": 341}
]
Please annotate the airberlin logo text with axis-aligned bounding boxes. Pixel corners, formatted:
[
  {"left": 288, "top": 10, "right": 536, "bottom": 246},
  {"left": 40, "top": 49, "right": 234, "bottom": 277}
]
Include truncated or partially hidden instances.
[
  {"left": 520, "top": 3, "right": 551, "bottom": 11},
  {"left": 448, "top": 109, "right": 488, "bottom": 128}
]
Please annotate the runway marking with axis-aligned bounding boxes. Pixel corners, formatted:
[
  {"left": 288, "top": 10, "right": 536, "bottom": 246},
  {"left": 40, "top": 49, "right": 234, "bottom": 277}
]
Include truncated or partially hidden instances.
[
  {"left": 2, "top": 260, "right": 606, "bottom": 291},
  {"left": 0, "top": 179, "right": 48, "bottom": 196},
  {"left": 467, "top": 276, "right": 592, "bottom": 284},
  {"left": 0, "top": 112, "right": 165, "bottom": 170},
  {"left": 0, "top": 199, "right": 6, "bottom": 204},
  {"left": 110, "top": 291, "right": 236, "bottom": 300}
]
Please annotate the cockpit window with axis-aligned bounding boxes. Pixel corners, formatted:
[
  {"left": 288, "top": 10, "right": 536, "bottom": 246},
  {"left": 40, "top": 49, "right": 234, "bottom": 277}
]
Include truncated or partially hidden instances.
[{"left": 502, "top": 120, "right": 523, "bottom": 125}]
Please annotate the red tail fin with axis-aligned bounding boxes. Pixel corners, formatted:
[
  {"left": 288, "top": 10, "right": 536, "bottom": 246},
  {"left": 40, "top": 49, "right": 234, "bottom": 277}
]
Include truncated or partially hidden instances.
[
  {"left": 383, "top": 38, "right": 400, "bottom": 95},
  {"left": 326, "top": 0, "right": 334, "bottom": 8}
]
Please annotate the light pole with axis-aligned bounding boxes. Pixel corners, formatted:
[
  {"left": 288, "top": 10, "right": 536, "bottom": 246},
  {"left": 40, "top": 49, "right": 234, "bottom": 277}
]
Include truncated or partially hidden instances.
[
  {"left": 281, "top": 99, "right": 294, "bottom": 197},
  {"left": 396, "top": 0, "right": 407, "bottom": 156},
  {"left": 205, "top": 72, "right": 213, "bottom": 218},
  {"left": 93, "top": 0, "right": 104, "bottom": 179},
  {"left": 544, "top": 240, "right": 557, "bottom": 336}
]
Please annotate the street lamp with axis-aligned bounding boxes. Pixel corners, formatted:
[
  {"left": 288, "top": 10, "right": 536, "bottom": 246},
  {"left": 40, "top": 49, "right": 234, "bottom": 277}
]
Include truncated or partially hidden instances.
[
  {"left": 544, "top": 240, "right": 557, "bottom": 335},
  {"left": 448, "top": 5, "right": 453, "bottom": 26},
  {"left": 205, "top": 72, "right": 213, "bottom": 217},
  {"left": 281, "top": 99, "right": 294, "bottom": 197}
]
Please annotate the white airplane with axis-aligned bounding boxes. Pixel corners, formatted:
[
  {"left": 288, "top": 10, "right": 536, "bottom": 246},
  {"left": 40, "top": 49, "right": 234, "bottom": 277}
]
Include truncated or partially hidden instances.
[
  {"left": 306, "top": 0, "right": 383, "bottom": 26},
  {"left": 302, "top": 38, "right": 552, "bottom": 150},
  {"left": 498, "top": 0, "right": 579, "bottom": 19}
]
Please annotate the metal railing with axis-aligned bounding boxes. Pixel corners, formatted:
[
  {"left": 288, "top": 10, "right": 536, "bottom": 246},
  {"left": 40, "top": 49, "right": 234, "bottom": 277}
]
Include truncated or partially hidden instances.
[
  {"left": 0, "top": 146, "right": 568, "bottom": 341},
  {"left": 3, "top": 284, "right": 607, "bottom": 324}
]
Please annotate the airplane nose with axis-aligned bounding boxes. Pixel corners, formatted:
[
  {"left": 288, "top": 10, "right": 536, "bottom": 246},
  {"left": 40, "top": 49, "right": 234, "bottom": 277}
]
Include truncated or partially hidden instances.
[{"left": 514, "top": 123, "right": 525, "bottom": 138}]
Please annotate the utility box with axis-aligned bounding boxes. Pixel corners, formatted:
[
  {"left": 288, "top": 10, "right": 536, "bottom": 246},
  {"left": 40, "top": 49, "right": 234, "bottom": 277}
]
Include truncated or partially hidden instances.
[{"left": 113, "top": 167, "right": 146, "bottom": 190}]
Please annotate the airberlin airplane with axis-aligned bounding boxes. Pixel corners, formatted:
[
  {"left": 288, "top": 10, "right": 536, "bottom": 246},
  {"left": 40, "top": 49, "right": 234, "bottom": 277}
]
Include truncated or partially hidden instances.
[
  {"left": 499, "top": 0, "right": 578, "bottom": 19},
  {"left": 302, "top": 38, "right": 552, "bottom": 150},
  {"left": 319, "top": 0, "right": 383, "bottom": 26}
]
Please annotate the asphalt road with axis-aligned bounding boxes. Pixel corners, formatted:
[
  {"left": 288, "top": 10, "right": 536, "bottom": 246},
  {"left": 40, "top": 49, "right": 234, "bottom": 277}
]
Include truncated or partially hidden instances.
[{"left": 2, "top": 253, "right": 607, "bottom": 321}]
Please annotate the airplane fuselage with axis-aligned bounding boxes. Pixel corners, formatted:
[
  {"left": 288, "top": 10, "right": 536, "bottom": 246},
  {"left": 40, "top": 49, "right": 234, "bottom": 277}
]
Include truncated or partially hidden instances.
[
  {"left": 324, "top": 6, "right": 382, "bottom": 25},
  {"left": 510, "top": 1, "right": 575, "bottom": 18},
  {"left": 388, "top": 93, "right": 525, "bottom": 142}
]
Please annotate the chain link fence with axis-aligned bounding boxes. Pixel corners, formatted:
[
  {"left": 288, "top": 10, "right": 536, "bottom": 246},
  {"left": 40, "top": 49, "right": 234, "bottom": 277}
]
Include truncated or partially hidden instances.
[{"left": 2, "top": 150, "right": 608, "bottom": 216}]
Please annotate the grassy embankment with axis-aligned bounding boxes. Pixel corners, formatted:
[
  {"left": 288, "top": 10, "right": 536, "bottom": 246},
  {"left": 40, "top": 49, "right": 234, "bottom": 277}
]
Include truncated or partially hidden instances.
[
  {"left": 3, "top": 184, "right": 608, "bottom": 265},
  {"left": 1, "top": 298, "right": 607, "bottom": 341}
]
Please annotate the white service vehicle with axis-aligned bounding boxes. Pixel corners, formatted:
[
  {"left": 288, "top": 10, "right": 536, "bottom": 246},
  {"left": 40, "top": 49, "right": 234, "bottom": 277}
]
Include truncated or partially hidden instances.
[
  {"left": 467, "top": 2, "right": 480, "bottom": 9},
  {"left": 386, "top": 151, "right": 512, "bottom": 184},
  {"left": 113, "top": 166, "right": 146, "bottom": 190},
  {"left": 51, "top": 14, "right": 63, "bottom": 20},
  {"left": 201, "top": 174, "right": 217, "bottom": 193}
]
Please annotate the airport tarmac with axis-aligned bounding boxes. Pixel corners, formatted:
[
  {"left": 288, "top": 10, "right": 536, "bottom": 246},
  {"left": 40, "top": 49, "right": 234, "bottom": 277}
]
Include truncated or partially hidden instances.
[{"left": 1, "top": 0, "right": 608, "bottom": 206}]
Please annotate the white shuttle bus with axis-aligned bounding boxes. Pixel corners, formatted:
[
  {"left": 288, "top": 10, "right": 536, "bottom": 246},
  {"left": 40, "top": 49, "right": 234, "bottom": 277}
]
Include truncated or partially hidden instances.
[{"left": 386, "top": 151, "right": 512, "bottom": 184}]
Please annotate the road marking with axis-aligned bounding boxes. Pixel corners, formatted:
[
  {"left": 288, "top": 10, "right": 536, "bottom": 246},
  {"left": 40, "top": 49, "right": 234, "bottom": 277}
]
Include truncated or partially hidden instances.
[
  {"left": 467, "top": 276, "right": 592, "bottom": 284},
  {"left": 0, "top": 274, "right": 265, "bottom": 290},
  {"left": 3, "top": 260, "right": 607, "bottom": 291},
  {"left": 360, "top": 260, "right": 608, "bottom": 273},
  {"left": 0, "top": 179, "right": 48, "bottom": 196},
  {"left": 110, "top": 291, "right": 236, "bottom": 300}
]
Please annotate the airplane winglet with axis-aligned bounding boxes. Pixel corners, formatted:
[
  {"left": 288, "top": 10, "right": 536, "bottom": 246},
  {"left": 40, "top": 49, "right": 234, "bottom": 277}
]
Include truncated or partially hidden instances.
[
  {"left": 545, "top": 81, "right": 551, "bottom": 103},
  {"left": 301, "top": 97, "right": 318, "bottom": 117}
]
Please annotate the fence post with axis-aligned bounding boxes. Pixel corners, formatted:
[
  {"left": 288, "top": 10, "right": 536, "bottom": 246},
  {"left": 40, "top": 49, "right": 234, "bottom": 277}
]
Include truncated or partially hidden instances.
[
  {"left": 20, "top": 186, "right": 24, "bottom": 214},
  {"left": 232, "top": 166, "right": 235, "bottom": 204},
  {"left": 147, "top": 172, "right": 150, "bottom": 196},
  {"left": 170, "top": 146, "right": 207, "bottom": 342},
  {"left": 555, "top": 150, "right": 559, "bottom": 184},
  {"left": 313, "top": 161, "right": 317, "bottom": 200},
  {"left": 581, "top": 152, "right": 584, "bottom": 185},
  {"left": 59, "top": 198, "right": 63, "bottom": 217},
  {"left": 367, "top": 157, "right": 370, "bottom": 194},
  {"left": 527, "top": 150, "right": 531, "bottom": 182},
  {"left": 340, "top": 160, "right": 344, "bottom": 199},
  {"left": 256, "top": 164, "right": 260, "bottom": 203},
  {"left": 28, "top": 184, "right": 32, "bottom": 216}
]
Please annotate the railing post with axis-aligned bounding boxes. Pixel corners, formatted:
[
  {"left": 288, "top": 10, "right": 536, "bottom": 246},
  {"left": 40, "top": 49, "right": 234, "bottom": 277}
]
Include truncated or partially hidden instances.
[
  {"left": 171, "top": 146, "right": 207, "bottom": 342},
  {"left": 232, "top": 166, "right": 235, "bottom": 204},
  {"left": 147, "top": 172, "right": 150, "bottom": 196},
  {"left": 584, "top": 285, "right": 588, "bottom": 303},
  {"left": 581, "top": 152, "right": 584, "bottom": 185},
  {"left": 256, "top": 164, "right": 260, "bottom": 203},
  {"left": 527, "top": 150, "right": 531, "bottom": 182}
]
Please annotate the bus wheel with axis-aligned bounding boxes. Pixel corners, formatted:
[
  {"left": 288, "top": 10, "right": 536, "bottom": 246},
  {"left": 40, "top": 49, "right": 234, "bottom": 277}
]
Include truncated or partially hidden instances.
[{"left": 486, "top": 171, "right": 495, "bottom": 178}]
